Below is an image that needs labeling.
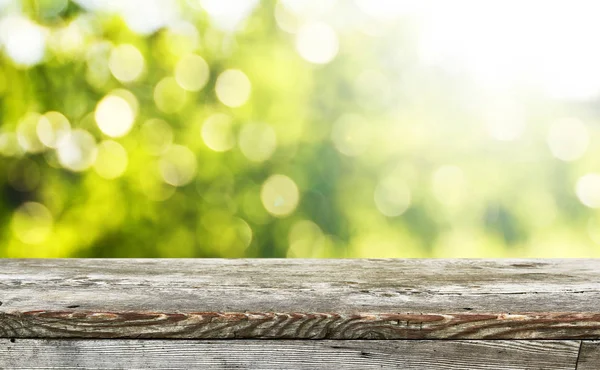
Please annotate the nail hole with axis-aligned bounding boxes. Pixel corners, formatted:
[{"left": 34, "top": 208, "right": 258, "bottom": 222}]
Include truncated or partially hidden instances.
[
  {"left": 0, "top": 301, "right": 3, "bottom": 306},
  {"left": 66, "top": 305, "right": 80, "bottom": 309},
  {"left": 9, "top": 338, "right": 15, "bottom": 343}
]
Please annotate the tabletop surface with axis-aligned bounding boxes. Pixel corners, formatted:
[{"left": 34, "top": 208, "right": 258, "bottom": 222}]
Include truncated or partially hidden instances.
[{"left": 1, "top": 259, "right": 599, "bottom": 339}]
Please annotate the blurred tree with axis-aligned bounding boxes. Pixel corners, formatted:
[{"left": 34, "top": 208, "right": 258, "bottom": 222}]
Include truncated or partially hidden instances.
[{"left": 0, "top": 0, "right": 599, "bottom": 258}]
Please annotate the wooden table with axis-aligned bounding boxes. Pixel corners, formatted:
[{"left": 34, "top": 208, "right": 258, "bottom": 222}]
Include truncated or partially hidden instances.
[{"left": 1, "top": 259, "right": 599, "bottom": 369}]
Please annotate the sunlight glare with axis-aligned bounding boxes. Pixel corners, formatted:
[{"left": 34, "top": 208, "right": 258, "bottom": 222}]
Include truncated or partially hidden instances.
[{"left": 417, "top": 1, "right": 600, "bottom": 99}]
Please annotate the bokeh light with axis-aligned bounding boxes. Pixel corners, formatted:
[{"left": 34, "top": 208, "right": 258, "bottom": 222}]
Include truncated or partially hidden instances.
[
  {"left": 274, "top": 1, "right": 299, "bottom": 34},
  {"left": 287, "top": 219, "right": 325, "bottom": 257},
  {"left": 56, "top": 129, "right": 97, "bottom": 172},
  {"left": 108, "top": 44, "right": 145, "bottom": 83},
  {"left": 374, "top": 171, "right": 411, "bottom": 217},
  {"left": 154, "top": 77, "right": 187, "bottom": 113},
  {"left": 175, "top": 54, "right": 210, "bottom": 92},
  {"left": 159, "top": 144, "right": 197, "bottom": 187},
  {"left": 239, "top": 123, "right": 277, "bottom": 162},
  {"left": 261, "top": 174, "right": 299, "bottom": 217},
  {"left": 17, "top": 113, "right": 46, "bottom": 153},
  {"left": 576, "top": 174, "right": 600, "bottom": 209},
  {"left": 37, "top": 111, "right": 71, "bottom": 148},
  {"left": 215, "top": 69, "right": 251, "bottom": 108},
  {"left": 0, "top": 15, "right": 46, "bottom": 67},
  {"left": 95, "top": 94, "right": 136, "bottom": 137},
  {"left": 201, "top": 113, "right": 236, "bottom": 152},
  {"left": 93, "top": 140, "right": 128, "bottom": 179},
  {"left": 295, "top": 22, "right": 339, "bottom": 65}
]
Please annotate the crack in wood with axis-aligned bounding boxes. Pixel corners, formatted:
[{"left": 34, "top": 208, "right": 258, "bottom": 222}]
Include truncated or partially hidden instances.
[{"left": 575, "top": 341, "right": 583, "bottom": 370}]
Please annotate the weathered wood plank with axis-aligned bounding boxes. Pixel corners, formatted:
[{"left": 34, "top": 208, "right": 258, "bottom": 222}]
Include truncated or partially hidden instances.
[
  {"left": 4, "top": 311, "right": 600, "bottom": 340},
  {"left": 0, "top": 339, "right": 581, "bottom": 370},
  {"left": 576, "top": 341, "right": 600, "bottom": 369},
  {"left": 1, "top": 259, "right": 600, "bottom": 339}
]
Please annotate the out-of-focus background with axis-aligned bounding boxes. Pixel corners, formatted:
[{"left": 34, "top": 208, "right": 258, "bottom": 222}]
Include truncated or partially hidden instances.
[{"left": 1, "top": 0, "right": 600, "bottom": 257}]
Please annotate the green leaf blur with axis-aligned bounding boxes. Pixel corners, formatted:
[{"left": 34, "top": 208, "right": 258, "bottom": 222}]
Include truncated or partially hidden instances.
[{"left": 1, "top": 0, "right": 600, "bottom": 257}]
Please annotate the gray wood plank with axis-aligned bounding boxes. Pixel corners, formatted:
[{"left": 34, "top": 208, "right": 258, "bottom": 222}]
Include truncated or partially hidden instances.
[
  {"left": 1, "top": 259, "right": 600, "bottom": 339},
  {"left": 0, "top": 339, "right": 581, "bottom": 370},
  {"left": 576, "top": 341, "right": 600, "bottom": 370}
]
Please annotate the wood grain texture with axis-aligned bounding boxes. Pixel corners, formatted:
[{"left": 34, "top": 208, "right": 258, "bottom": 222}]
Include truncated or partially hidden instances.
[
  {"left": 0, "top": 339, "right": 582, "bottom": 370},
  {"left": 576, "top": 341, "right": 600, "bottom": 370},
  {"left": 1, "top": 259, "right": 600, "bottom": 339}
]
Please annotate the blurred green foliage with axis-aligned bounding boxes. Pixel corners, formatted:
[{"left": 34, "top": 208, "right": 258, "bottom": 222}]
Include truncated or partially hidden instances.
[{"left": 1, "top": 0, "right": 600, "bottom": 257}]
